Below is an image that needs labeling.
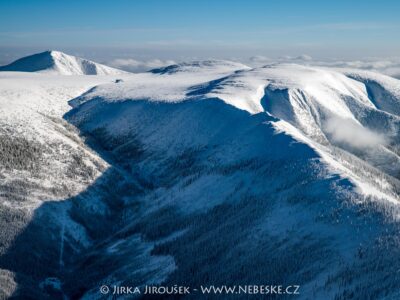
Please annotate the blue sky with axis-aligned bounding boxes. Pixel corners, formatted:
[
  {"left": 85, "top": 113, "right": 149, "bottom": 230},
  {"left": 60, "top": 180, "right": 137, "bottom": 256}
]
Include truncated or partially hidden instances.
[{"left": 1, "top": 0, "right": 400, "bottom": 64}]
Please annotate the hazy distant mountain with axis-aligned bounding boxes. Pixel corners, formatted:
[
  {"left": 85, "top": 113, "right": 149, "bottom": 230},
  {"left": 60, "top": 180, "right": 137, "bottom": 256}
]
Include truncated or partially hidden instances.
[{"left": 150, "top": 59, "right": 250, "bottom": 74}]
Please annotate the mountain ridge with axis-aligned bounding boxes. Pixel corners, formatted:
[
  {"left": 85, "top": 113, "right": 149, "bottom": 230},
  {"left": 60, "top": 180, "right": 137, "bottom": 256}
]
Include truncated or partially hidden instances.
[
  {"left": 0, "top": 50, "right": 127, "bottom": 75},
  {"left": 1, "top": 54, "right": 400, "bottom": 299}
]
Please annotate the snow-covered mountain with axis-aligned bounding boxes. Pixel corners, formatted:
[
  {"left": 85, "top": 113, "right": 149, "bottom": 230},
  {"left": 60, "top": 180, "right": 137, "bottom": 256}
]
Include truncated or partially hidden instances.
[
  {"left": 0, "top": 51, "right": 126, "bottom": 75},
  {"left": 150, "top": 59, "right": 250, "bottom": 75},
  {"left": 1, "top": 55, "right": 400, "bottom": 299}
]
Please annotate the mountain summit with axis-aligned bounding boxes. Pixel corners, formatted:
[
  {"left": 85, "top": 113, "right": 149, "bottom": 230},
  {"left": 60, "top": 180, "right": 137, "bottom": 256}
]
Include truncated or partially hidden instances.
[{"left": 0, "top": 50, "right": 126, "bottom": 75}]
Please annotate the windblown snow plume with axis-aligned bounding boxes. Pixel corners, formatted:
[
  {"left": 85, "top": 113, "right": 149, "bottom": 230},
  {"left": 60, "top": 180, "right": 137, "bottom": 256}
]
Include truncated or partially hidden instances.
[{"left": 325, "top": 116, "right": 386, "bottom": 149}]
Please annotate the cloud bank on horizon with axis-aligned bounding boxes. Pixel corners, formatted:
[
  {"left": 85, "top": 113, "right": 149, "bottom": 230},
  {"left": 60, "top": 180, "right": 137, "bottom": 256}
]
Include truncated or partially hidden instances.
[
  {"left": 1, "top": 0, "right": 400, "bottom": 60},
  {"left": 1, "top": 49, "right": 400, "bottom": 80},
  {"left": 108, "top": 58, "right": 177, "bottom": 73},
  {"left": 246, "top": 55, "right": 400, "bottom": 79},
  {"left": 1, "top": 0, "right": 400, "bottom": 78},
  {"left": 105, "top": 55, "right": 400, "bottom": 79}
]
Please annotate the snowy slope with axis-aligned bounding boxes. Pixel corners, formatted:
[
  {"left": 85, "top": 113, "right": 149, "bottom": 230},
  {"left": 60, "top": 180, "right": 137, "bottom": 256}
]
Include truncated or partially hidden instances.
[
  {"left": 0, "top": 51, "right": 126, "bottom": 75},
  {"left": 64, "top": 62, "right": 400, "bottom": 299},
  {"left": 0, "top": 71, "right": 137, "bottom": 298},
  {"left": 74, "top": 63, "right": 400, "bottom": 202},
  {"left": 342, "top": 68, "right": 400, "bottom": 116},
  {"left": 191, "top": 64, "right": 400, "bottom": 199},
  {"left": 1, "top": 57, "right": 400, "bottom": 299}
]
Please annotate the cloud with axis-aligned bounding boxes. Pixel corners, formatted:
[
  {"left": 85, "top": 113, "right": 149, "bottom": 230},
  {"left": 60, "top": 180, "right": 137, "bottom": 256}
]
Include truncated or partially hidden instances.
[
  {"left": 248, "top": 54, "right": 313, "bottom": 66},
  {"left": 112, "top": 55, "right": 400, "bottom": 79},
  {"left": 269, "top": 57, "right": 400, "bottom": 79},
  {"left": 249, "top": 55, "right": 271, "bottom": 63},
  {"left": 108, "top": 58, "right": 176, "bottom": 73},
  {"left": 325, "top": 117, "right": 386, "bottom": 149},
  {"left": 275, "top": 55, "right": 313, "bottom": 61},
  {"left": 250, "top": 55, "right": 400, "bottom": 79},
  {"left": 316, "top": 59, "right": 400, "bottom": 79},
  {"left": 295, "top": 54, "right": 313, "bottom": 61},
  {"left": 110, "top": 54, "right": 400, "bottom": 78}
]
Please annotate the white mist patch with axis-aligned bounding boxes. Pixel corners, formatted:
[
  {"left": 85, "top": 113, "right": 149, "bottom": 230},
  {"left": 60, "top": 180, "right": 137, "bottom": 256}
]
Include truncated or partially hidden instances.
[
  {"left": 108, "top": 58, "right": 176, "bottom": 73},
  {"left": 324, "top": 117, "right": 386, "bottom": 148}
]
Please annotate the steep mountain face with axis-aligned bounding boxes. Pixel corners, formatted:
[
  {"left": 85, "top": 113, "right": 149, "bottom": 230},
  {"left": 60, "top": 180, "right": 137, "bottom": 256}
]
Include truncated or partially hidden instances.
[
  {"left": 191, "top": 64, "right": 400, "bottom": 198},
  {"left": 76, "top": 64, "right": 400, "bottom": 201},
  {"left": 0, "top": 51, "right": 126, "bottom": 75},
  {"left": 0, "top": 72, "right": 128, "bottom": 298},
  {"left": 1, "top": 59, "right": 400, "bottom": 299}
]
